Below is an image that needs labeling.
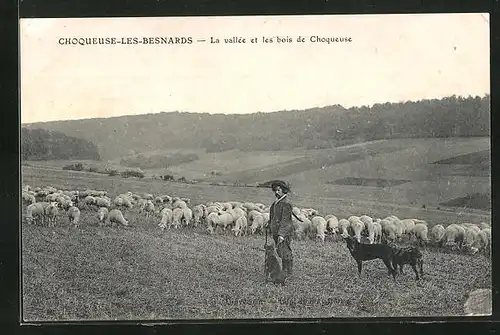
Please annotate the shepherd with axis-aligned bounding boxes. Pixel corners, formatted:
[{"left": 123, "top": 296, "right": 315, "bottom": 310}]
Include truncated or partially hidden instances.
[{"left": 265, "top": 180, "right": 296, "bottom": 278}]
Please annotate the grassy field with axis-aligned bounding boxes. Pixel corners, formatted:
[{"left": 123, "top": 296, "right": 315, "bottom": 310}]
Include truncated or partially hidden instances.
[
  {"left": 22, "top": 207, "right": 491, "bottom": 321},
  {"left": 21, "top": 163, "right": 492, "bottom": 320},
  {"left": 23, "top": 137, "right": 491, "bottom": 212}
]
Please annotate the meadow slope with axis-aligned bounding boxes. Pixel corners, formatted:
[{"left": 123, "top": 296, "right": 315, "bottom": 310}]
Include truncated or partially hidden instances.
[
  {"left": 22, "top": 209, "right": 491, "bottom": 320},
  {"left": 21, "top": 167, "right": 492, "bottom": 320}
]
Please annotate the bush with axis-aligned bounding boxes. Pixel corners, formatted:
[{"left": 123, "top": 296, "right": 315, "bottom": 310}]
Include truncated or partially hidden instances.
[
  {"left": 62, "top": 163, "right": 84, "bottom": 171},
  {"left": 108, "top": 170, "right": 119, "bottom": 176},
  {"left": 162, "top": 174, "right": 174, "bottom": 181},
  {"left": 121, "top": 169, "right": 145, "bottom": 179},
  {"left": 88, "top": 166, "right": 99, "bottom": 173}
]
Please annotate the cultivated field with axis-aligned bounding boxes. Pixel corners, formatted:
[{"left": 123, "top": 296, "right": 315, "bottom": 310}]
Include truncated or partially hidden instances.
[{"left": 21, "top": 165, "right": 492, "bottom": 320}]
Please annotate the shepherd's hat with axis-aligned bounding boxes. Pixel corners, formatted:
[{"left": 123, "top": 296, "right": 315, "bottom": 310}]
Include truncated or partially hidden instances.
[{"left": 269, "top": 180, "right": 291, "bottom": 193}]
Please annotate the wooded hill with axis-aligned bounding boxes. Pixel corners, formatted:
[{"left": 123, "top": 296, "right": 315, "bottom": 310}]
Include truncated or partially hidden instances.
[
  {"left": 22, "top": 95, "right": 490, "bottom": 160},
  {"left": 21, "top": 128, "right": 101, "bottom": 161}
]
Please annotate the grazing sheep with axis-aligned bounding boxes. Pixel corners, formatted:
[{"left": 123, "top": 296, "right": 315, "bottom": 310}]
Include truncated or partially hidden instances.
[
  {"left": 206, "top": 205, "right": 220, "bottom": 216},
  {"left": 98, "top": 207, "right": 109, "bottom": 226},
  {"left": 243, "top": 202, "right": 259, "bottom": 212},
  {"left": 173, "top": 200, "right": 188, "bottom": 210},
  {"left": 430, "top": 224, "right": 446, "bottom": 247},
  {"left": 142, "top": 200, "right": 155, "bottom": 219},
  {"left": 67, "top": 206, "right": 81, "bottom": 228},
  {"left": 463, "top": 226, "right": 482, "bottom": 253},
  {"left": 192, "top": 205, "right": 205, "bottom": 227},
  {"left": 172, "top": 208, "right": 184, "bottom": 228},
  {"left": 44, "top": 202, "right": 59, "bottom": 227},
  {"left": 372, "top": 222, "right": 383, "bottom": 243},
  {"left": 56, "top": 196, "right": 73, "bottom": 210},
  {"left": 400, "top": 219, "right": 416, "bottom": 239},
  {"left": 349, "top": 219, "right": 364, "bottom": 243},
  {"left": 311, "top": 216, "right": 328, "bottom": 242},
  {"left": 360, "top": 215, "right": 375, "bottom": 244},
  {"left": 247, "top": 209, "right": 261, "bottom": 224},
  {"left": 206, "top": 212, "right": 234, "bottom": 235},
  {"left": 159, "top": 207, "right": 173, "bottom": 230},
  {"left": 326, "top": 216, "right": 339, "bottom": 235},
  {"left": 291, "top": 208, "right": 311, "bottom": 240},
  {"left": 473, "top": 228, "right": 491, "bottom": 255},
  {"left": 22, "top": 192, "right": 36, "bottom": 205},
  {"left": 338, "top": 219, "right": 350, "bottom": 237},
  {"left": 95, "top": 197, "right": 111, "bottom": 208},
  {"left": 232, "top": 216, "right": 248, "bottom": 237},
  {"left": 108, "top": 209, "right": 128, "bottom": 227},
  {"left": 25, "top": 203, "right": 45, "bottom": 225},
  {"left": 381, "top": 220, "right": 397, "bottom": 244},
  {"left": 413, "top": 223, "right": 429, "bottom": 246},
  {"left": 181, "top": 207, "right": 193, "bottom": 227},
  {"left": 444, "top": 224, "right": 466, "bottom": 251},
  {"left": 249, "top": 213, "right": 265, "bottom": 235}
]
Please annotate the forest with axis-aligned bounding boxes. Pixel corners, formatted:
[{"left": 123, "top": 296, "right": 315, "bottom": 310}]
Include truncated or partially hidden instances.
[{"left": 23, "top": 95, "right": 490, "bottom": 160}]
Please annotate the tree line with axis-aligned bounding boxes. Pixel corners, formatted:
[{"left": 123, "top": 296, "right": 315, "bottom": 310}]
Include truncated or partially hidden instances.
[
  {"left": 21, "top": 127, "right": 100, "bottom": 161},
  {"left": 23, "top": 94, "right": 490, "bottom": 160}
]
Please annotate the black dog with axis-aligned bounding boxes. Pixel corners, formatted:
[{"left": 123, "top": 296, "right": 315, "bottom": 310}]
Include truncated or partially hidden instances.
[
  {"left": 343, "top": 234, "right": 397, "bottom": 279},
  {"left": 391, "top": 245, "right": 424, "bottom": 281},
  {"left": 264, "top": 244, "right": 286, "bottom": 285}
]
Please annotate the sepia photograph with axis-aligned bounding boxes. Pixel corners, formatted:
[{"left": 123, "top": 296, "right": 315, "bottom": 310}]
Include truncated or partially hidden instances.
[{"left": 20, "top": 13, "right": 491, "bottom": 321}]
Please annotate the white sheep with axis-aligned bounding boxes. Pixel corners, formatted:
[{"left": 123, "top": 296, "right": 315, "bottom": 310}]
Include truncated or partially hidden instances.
[
  {"left": 471, "top": 228, "right": 490, "bottom": 255},
  {"left": 311, "top": 216, "right": 328, "bottom": 242},
  {"left": 463, "top": 226, "right": 481, "bottom": 253},
  {"left": 430, "top": 224, "right": 446, "bottom": 247},
  {"left": 326, "top": 215, "right": 339, "bottom": 235},
  {"left": 159, "top": 207, "right": 173, "bottom": 230},
  {"left": 109, "top": 209, "right": 128, "bottom": 227},
  {"left": 444, "top": 224, "right": 466, "bottom": 251},
  {"left": 232, "top": 216, "right": 248, "bottom": 237},
  {"left": 192, "top": 205, "right": 205, "bottom": 227},
  {"left": 400, "top": 219, "right": 416, "bottom": 239},
  {"left": 95, "top": 197, "right": 111, "bottom": 208},
  {"left": 413, "top": 223, "right": 429, "bottom": 246},
  {"left": 349, "top": 218, "right": 364, "bottom": 243},
  {"left": 85, "top": 195, "right": 97, "bottom": 207},
  {"left": 142, "top": 200, "right": 155, "bottom": 219},
  {"left": 172, "top": 208, "right": 184, "bottom": 228},
  {"left": 360, "top": 215, "right": 375, "bottom": 244},
  {"left": 44, "top": 202, "right": 59, "bottom": 227},
  {"left": 25, "top": 203, "right": 45, "bottom": 225},
  {"left": 381, "top": 220, "right": 397, "bottom": 244},
  {"left": 22, "top": 192, "right": 36, "bottom": 205},
  {"left": 338, "top": 219, "right": 350, "bottom": 237},
  {"left": 98, "top": 207, "right": 109, "bottom": 226},
  {"left": 249, "top": 213, "right": 265, "bottom": 235},
  {"left": 67, "top": 206, "right": 81, "bottom": 228},
  {"left": 372, "top": 222, "right": 382, "bottom": 243},
  {"left": 181, "top": 206, "right": 193, "bottom": 227},
  {"left": 206, "top": 212, "right": 233, "bottom": 234}
]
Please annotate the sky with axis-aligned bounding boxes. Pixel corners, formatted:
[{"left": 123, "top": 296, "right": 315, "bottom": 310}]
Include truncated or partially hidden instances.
[{"left": 20, "top": 13, "right": 490, "bottom": 124}]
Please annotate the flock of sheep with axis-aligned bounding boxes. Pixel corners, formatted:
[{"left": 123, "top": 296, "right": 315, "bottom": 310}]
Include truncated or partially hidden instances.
[{"left": 22, "top": 184, "right": 491, "bottom": 255}]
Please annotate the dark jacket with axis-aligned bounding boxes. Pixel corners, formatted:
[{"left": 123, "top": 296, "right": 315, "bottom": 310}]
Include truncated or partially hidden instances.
[{"left": 269, "top": 196, "right": 294, "bottom": 238}]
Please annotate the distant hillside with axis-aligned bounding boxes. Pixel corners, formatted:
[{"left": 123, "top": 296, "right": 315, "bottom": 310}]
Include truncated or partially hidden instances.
[
  {"left": 23, "top": 95, "right": 490, "bottom": 160},
  {"left": 21, "top": 128, "right": 100, "bottom": 161}
]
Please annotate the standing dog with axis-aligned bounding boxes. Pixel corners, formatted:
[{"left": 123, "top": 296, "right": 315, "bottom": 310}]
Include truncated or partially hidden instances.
[
  {"left": 391, "top": 245, "right": 424, "bottom": 281},
  {"left": 343, "top": 234, "right": 397, "bottom": 279},
  {"left": 264, "top": 244, "right": 286, "bottom": 285}
]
